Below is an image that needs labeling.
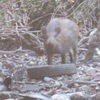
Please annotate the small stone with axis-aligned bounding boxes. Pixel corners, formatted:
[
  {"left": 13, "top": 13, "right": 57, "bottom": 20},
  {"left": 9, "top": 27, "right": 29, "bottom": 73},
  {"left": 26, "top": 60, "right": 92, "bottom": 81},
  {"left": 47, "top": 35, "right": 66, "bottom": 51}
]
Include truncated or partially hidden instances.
[
  {"left": 90, "top": 84, "right": 97, "bottom": 88},
  {"left": 86, "top": 67, "right": 96, "bottom": 75},
  {"left": 21, "top": 84, "right": 44, "bottom": 92},
  {"left": 95, "top": 86, "right": 100, "bottom": 91},
  {"left": 70, "top": 94, "right": 88, "bottom": 100},
  {"left": 51, "top": 94, "right": 69, "bottom": 100},
  {"left": 54, "top": 81, "right": 61, "bottom": 87},
  {"left": 92, "top": 92, "right": 100, "bottom": 100},
  {"left": 78, "top": 85, "right": 90, "bottom": 91},
  {"left": 0, "top": 92, "right": 10, "bottom": 99},
  {"left": 44, "top": 77, "right": 54, "bottom": 82},
  {"left": 0, "top": 85, "right": 5, "bottom": 91},
  {"left": 28, "top": 61, "right": 35, "bottom": 66},
  {"left": 3, "top": 76, "right": 12, "bottom": 91},
  {"left": 3, "top": 61, "right": 15, "bottom": 69}
]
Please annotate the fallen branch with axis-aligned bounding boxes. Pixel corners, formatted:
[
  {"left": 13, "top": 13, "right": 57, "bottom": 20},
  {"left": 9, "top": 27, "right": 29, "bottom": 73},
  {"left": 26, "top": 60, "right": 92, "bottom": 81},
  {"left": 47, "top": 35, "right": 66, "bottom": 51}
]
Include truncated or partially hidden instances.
[
  {"left": 68, "top": 80, "right": 100, "bottom": 85},
  {"left": 27, "top": 64, "right": 77, "bottom": 79}
]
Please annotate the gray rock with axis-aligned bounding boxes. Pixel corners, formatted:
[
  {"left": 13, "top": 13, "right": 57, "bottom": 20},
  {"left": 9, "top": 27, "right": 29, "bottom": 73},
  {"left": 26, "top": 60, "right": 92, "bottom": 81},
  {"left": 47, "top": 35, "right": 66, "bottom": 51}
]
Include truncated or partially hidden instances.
[{"left": 21, "top": 84, "right": 44, "bottom": 92}]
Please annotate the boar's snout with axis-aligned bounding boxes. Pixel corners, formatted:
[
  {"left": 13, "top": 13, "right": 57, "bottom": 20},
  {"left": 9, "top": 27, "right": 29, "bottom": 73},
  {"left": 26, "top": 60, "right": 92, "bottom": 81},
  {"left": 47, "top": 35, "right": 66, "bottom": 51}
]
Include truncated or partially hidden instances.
[{"left": 41, "top": 26, "right": 48, "bottom": 40}]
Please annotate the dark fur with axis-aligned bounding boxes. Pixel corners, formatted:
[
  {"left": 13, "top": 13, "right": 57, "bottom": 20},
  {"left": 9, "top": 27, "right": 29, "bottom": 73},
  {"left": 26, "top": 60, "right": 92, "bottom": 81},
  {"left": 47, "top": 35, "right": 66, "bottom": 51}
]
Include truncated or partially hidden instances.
[{"left": 41, "top": 18, "right": 79, "bottom": 64}]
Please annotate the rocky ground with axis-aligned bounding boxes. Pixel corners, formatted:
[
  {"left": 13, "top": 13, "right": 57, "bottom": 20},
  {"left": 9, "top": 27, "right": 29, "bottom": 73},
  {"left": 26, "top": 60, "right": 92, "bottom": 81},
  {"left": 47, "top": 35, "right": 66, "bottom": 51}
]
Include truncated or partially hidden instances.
[
  {"left": 0, "top": 28, "right": 99, "bottom": 100},
  {"left": 0, "top": 45, "right": 100, "bottom": 100}
]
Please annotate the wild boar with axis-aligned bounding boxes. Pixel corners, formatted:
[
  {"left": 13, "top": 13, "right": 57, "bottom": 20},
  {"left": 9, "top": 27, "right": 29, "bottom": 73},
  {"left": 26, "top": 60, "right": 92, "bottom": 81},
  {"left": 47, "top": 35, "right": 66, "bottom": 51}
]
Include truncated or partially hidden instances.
[{"left": 41, "top": 18, "right": 79, "bottom": 64}]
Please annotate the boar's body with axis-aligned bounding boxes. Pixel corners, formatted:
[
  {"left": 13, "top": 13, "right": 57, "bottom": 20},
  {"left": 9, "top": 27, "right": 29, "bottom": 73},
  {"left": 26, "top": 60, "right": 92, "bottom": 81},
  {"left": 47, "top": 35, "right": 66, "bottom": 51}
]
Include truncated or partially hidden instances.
[{"left": 41, "top": 18, "right": 79, "bottom": 64}]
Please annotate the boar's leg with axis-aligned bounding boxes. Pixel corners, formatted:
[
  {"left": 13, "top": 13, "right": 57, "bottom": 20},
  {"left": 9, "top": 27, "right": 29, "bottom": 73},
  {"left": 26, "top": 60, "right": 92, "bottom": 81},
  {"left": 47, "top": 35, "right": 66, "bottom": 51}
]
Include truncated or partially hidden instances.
[
  {"left": 47, "top": 53, "right": 53, "bottom": 65},
  {"left": 69, "top": 51, "right": 73, "bottom": 63},
  {"left": 61, "top": 54, "right": 66, "bottom": 64},
  {"left": 73, "top": 47, "right": 77, "bottom": 64}
]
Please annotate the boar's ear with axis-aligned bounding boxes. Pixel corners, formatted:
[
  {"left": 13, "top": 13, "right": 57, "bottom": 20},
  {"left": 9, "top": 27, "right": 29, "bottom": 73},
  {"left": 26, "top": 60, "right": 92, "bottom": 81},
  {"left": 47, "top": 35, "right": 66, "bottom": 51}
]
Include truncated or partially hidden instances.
[{"left": 55, "top": 27, "right": 61, "bottom": 34}]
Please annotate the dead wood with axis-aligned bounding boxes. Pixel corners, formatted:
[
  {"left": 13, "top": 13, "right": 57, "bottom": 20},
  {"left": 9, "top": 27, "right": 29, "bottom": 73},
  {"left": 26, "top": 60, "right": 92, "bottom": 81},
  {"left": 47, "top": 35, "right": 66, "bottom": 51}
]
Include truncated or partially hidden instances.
[
  {"left": 27, "top": 64, "right": 77, "bottom": 79},
  {"left": 67, "top": 80, "right": 100, "bottom": 85}
]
